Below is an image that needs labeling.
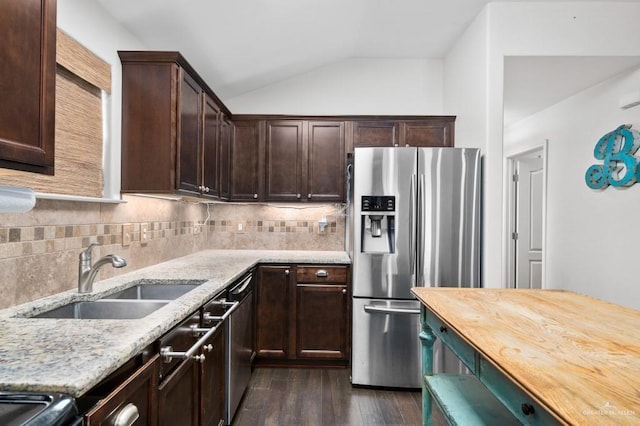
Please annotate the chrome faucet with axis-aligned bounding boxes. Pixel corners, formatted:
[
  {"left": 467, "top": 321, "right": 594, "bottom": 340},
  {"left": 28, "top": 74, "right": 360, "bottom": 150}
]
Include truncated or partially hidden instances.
[{"left": 78, "top": 243, "right": 127, "bottom": 293}]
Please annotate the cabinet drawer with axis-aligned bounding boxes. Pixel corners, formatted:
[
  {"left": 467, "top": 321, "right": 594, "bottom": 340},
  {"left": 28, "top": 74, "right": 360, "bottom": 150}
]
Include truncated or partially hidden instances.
[
  {"left": 84, "top": 354, "right": 159, "bottom": 426},
  {"left": 296, "top": 266, "right": 347, "bottom": 283},
  {"left": 479, "top": 358, "right": 561, "bottom": 425},
  {"left": 425, "top": 310, "right": 476, "bottom": 372}
]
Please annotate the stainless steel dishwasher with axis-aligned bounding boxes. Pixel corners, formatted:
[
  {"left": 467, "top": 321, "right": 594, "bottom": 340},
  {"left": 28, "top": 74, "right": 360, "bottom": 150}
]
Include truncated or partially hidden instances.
[{"left": 224, "top": 271, "right": 255, "bottom": 425}]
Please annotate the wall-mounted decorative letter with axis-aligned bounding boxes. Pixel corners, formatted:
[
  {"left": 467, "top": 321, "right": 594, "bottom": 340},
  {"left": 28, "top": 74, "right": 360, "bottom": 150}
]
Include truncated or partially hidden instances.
[{"left": 585, "top": 124, "right": 640, "bottom": 189}]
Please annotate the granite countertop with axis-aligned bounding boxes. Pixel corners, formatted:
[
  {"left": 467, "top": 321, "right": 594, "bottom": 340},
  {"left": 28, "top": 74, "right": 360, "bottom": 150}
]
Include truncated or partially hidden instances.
[{"left": 0, "top": 249, "right": 350, "bottom": 397}]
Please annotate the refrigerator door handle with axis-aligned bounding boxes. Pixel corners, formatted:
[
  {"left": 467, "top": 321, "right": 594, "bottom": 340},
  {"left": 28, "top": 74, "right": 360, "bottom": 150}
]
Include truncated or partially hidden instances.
[
  {"left": 409, "top": 174, "right": 417, "bottom": 277},
  {"left": 364, "top": 304, "right": 421, "bottom": 315},
  {"left": 417, "top": 174, "right": 426, "bottom": 286}
]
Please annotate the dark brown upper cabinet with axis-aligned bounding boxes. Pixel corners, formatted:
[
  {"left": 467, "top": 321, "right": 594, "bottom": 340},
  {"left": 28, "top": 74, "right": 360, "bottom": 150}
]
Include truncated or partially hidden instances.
[
  {"left": 0, "top": 0, "right": 57, "bottom": 175},
  {"left": 306, "top": 121, "right": 346, "bottom": 202},
  {"left": 265, "top": 120, "right": 304, "bottom": 202},
  {"left": 218, "top": 113, "right": 233, "bottom": 200},
  {"left": 353, "top": 121, "right": 399, "bottom": 148},
  {"left": 119, "top": 51, "right": 231, "bottom": 198},
  {"left": 203, "top": 94, "right": 221, "bottom": 198},
  {"left": 265, "top": 120, "right": 345, "bottom": 202},
  {"left": 353, "top": 117, "right": 455, "bottom": 149},
  {"left": 228, "top": 119, "right": 262, "bottom": 201}
]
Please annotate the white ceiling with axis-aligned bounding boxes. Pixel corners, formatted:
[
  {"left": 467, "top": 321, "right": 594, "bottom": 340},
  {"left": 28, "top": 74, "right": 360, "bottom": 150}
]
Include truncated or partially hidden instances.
[{"left": 95, "top": 0, "right": 640, "bottom": 123}]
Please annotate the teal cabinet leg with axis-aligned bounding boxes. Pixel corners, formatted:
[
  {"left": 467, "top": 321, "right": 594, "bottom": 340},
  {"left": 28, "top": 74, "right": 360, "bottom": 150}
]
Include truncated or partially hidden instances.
[{"left": 419, "top": 306, "right": 436, "bottom": 426}]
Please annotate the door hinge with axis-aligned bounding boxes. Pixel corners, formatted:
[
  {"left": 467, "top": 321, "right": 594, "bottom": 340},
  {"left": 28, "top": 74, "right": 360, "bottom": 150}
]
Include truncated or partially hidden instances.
[
  {"left": 513, "top": 173, "right": 519, "bottom": 182},
  {"left": 512, "top": 232, "right": 519, "bottom": 240}
]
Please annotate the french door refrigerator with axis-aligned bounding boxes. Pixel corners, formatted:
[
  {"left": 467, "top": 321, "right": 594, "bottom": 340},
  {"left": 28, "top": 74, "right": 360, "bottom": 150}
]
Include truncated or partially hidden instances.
[{"left": 350, "top": 147, "right": 481, "bottom": 388}]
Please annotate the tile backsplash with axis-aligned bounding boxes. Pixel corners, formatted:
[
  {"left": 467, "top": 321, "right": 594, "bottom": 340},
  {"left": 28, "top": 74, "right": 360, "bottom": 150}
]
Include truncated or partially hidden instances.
[{"left": 0, "top": 195, "right": 346, "bottom": 309}]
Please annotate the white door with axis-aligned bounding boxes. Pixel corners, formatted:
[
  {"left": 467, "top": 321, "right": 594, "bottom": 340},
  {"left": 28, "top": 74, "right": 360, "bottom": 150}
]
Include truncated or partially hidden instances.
[{"left": 513, "top": 153, "right": 544, "bottom": 289}]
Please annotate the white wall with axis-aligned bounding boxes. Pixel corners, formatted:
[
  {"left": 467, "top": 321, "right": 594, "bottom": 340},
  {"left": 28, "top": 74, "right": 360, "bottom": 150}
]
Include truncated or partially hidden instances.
[
  {"left": 445, "top": 1, "right": 640, "bottom": 289},
  {"left": 225, "top": 58, "right": 443, "bottom": 115},
  {"left": 57, "top": 0, "right": 145, "bottom": 199},
  {"left": 505, "top": 66, "right": 640, "bottom": 309}
]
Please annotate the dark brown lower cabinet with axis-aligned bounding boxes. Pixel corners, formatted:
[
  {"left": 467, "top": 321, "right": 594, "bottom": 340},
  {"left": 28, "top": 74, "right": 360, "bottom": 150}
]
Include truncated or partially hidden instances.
[
  {"left": 255, "top": 264, "right": 350, "bottom": 365},
  {"left": 200, "top": 325, "right": 226, "bottom": 426},
  {"left": 84, "top": 354, "right": 159, "bottom": 425},
  {"left": 255, "top": 265, "right": 292, "bottom": 360},
  {"left": 296, "top": 283, "right": 348, "bottom": 359},
  {"left": 158, "top": 356, "right": 199, "bottom": 426}
]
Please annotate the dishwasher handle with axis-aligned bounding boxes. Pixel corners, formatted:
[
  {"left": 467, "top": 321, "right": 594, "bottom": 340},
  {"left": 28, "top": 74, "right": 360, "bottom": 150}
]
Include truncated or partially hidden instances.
[
  {"left": 161, "top": 300, "right": 240, "bottom": 362},
  {"left": 363, "top": 304, "right": 420, "bottom": 315}
]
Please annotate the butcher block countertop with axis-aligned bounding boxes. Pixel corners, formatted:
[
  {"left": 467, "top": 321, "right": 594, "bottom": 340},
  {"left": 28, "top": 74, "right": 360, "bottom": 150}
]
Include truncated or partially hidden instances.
[
  {"left": 0, "top": 249, "right": 349, "bottom": 397},
  {"left": 412, "top": 288, "right": 640, "bottom": 425}
]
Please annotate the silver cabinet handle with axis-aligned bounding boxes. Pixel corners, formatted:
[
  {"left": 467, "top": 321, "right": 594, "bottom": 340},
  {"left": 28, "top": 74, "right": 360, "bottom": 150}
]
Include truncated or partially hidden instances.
[
  {"left": 253, "top": 193, "right": 258, "bottom": 199},
  {"left": 315, "top": 269, "right": 328, "bottom": 277},
  {"left": 113, "top": 403, "right": 139, "bottom": 426},
  {"left": 230, "top": 274, "right": 252, "bottom": 295},
  {"left": 307, "top": 193, "right": 311, "bottom": 199},
  {"left": 297, "top": 193, "right": 301, "bottom": 199},
  {"left": 285, "top": 269, "right": 290, "bottom": 275},
  {"left": 364, "top": 304, "right": 420, "bottom": 315},
  {"left": 161, "top": 301, "right": 239, "bottom": 362},
  {"left": 204, "top": 344, "right": 213, "bottom": 352},
  {"left": 342, "top": 288, "right": 347, "bottom": 294},
  {"left": 193, "top": 354, "right": 206, "bottom": 363}
]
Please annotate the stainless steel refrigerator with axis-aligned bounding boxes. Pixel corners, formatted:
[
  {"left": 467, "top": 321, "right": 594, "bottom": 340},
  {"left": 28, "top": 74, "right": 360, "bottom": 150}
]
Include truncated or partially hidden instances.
[{"left": 350, "top": 147, "right": 481, "bottom": 388}]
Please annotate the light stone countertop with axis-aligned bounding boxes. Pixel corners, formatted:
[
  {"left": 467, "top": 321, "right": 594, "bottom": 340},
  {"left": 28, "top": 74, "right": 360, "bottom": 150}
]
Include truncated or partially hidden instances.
[{"left": 0, "top": 249, "right": 350, "bottom": 397}]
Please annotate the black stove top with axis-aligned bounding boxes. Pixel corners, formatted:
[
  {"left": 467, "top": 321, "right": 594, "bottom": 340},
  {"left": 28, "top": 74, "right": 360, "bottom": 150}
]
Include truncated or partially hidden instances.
[{"left": 0, "top": 393, "right": 79, "bottom": 426}]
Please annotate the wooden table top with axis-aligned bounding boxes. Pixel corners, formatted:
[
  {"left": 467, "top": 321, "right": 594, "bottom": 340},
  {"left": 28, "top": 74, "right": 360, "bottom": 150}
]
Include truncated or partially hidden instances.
[{"left": 412, "top": 288, "right": 640, "bottom": 425}]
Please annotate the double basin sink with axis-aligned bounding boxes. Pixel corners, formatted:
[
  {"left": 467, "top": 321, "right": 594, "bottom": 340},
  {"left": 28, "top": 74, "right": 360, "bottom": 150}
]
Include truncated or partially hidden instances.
[{"left": 30, "top": 281, "right": 204, "bottom": 320}]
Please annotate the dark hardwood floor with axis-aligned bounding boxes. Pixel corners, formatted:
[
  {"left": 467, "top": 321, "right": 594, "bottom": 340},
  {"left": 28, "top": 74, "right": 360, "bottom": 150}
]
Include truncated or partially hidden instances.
[{"left": 232, "top": 367, "right": 446, "bottom": 426}]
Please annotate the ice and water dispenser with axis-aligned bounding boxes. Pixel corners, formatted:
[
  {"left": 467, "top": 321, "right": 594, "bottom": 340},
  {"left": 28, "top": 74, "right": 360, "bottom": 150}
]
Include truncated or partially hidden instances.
[{"left": 360, "top": 195, "right": 395, "bottom": 253}]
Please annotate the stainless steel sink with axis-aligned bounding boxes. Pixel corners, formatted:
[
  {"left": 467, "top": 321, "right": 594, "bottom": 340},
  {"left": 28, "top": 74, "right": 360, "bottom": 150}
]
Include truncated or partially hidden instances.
[
  {"left": 31, "top": 300, "right": 168, "bottom": 319},
  {"left": 101, "top": 283, "right": 202, "bottom": 300}
]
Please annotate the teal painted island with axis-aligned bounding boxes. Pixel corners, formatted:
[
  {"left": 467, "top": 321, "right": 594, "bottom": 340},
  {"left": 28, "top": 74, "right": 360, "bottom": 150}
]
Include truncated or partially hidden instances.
[{"left": 412, "top": 288, "right": 640, "bottom": 426}]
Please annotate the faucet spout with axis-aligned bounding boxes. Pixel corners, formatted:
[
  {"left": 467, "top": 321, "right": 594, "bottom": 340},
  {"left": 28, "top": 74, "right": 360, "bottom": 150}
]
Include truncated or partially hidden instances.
[{"left": 78, "top": 245, "right": 127, "bottom": 293}]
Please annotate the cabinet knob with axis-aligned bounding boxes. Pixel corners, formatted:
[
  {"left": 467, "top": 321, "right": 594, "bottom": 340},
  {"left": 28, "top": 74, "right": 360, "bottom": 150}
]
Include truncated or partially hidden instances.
[
  {"left": 113, "top": 403, "right": 140, "bottom": 426},
  {"left": 307, "top": 193, "right": 312, "bottom": 199},
  {"left": 521, "top": 403, "right": 535, "bottom": 416},
  {"left": 297, "top": 193, "right": 301, "bottom": 199},
  {"left": 204, "top": 187, "right": 210, "bottom": 193},
  {"left": 204, "top": 344, "right": 213, "bottom": 352},
  {"left": 253, "top": 193, "right": 258, "bottom": 199},
  {"left": 285, "top": 269, "right": 290, "bottom": 275},
  {"left": 193, "top": 354, "right": 206, "bottom": 363},
  {"left": 439, "top": 326, "right": 447, "bottom": 333},
  {"left": 342, "top": 288, "right": 347, "bottom": 294}
]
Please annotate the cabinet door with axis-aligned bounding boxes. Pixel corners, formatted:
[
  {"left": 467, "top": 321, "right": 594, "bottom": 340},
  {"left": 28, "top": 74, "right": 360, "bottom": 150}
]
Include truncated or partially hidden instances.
[
  {"left": 0, "top": 0, "right": 56, "bottom": 175},
  {"left": 178, "top": 71, "right": 203, "bottom": 195},
  {"left": 296, "top": 284, "right": 349, "bottom": 360},
  {"left": 202, "top": 94, "right": 220, "bottom": 198},
  {"left": 265, "top": 120, "right": 303, "bottom": 201},
  {"left": 84, "top": 354, "right": 160, "bottom": 426},
  {"left": 200, "top": 325, "right": 225, "bottom": 426},
  {"left": 256, "top": 266, "right": 292, "bottom": 359},
  {"left": 219, "top": 115, "right": 232, "bottom": 200},
  {"left": 400, "top": 118, "right": 454, "bottom": 147},
  {"left": 230, "top": 120, "right": 261, "bottom": 201},
  {"left": 158, "top": 356, "right": 199, "bottom": 426},
  {"left": 121, "top": 61, "right": 179, "bottom": 193},
  {"left": 307, "top": 121, "right": 345, "bottom": 202},
  {"left": 353, "top": 121, "right": 399, "bottom": 147}
]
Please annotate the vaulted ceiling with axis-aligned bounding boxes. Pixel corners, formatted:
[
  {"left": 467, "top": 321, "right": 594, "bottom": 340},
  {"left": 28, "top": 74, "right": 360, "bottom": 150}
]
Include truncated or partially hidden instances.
[{"left": 96, "top": 0, "right": 640, "bottom": 124}]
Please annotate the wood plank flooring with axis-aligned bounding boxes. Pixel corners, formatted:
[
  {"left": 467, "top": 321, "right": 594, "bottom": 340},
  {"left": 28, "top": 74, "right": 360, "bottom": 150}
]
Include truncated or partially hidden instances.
[{"left": 232, "top": 367, "right": 447, "bottom": 426}]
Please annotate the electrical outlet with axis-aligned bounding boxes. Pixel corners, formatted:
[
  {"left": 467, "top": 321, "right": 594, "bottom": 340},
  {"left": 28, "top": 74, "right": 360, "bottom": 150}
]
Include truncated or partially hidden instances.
[
  {"left": 140, "top": 223, "right": 149, "bottom": 244},
  {"left": 318, "top": 216, "right": 328, "bottom": 233},
  {"left": 122, "top": 223, "right": 134, "bottom": 247}
]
